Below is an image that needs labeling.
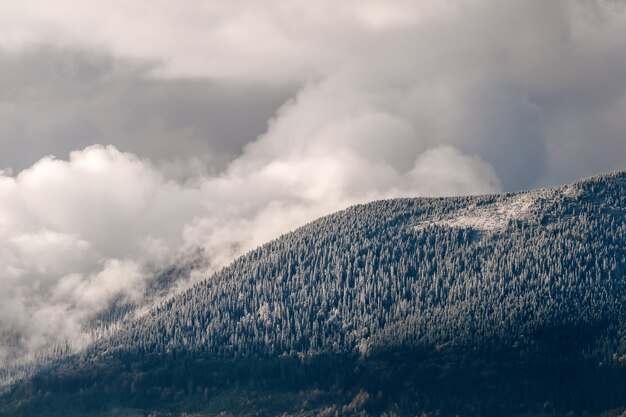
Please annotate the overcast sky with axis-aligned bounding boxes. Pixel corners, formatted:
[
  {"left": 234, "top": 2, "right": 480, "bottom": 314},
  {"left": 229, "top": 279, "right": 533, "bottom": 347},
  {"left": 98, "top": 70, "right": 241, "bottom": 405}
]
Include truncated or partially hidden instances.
[{"left": 1, "top": 0, "right": 626, "bottom": 364}]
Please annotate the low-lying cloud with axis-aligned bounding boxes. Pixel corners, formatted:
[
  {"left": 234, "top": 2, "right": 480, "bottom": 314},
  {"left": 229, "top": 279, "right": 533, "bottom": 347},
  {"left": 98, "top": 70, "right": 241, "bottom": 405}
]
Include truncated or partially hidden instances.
[{"left": 0, "top": 141, "right": 497, "bottom": 363}]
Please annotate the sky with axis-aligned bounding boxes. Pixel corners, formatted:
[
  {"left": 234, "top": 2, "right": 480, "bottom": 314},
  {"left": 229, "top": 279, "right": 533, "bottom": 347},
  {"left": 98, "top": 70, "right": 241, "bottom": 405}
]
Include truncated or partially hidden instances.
[{"left": 1, "top": 0, "right": 626, "bottom": 364}]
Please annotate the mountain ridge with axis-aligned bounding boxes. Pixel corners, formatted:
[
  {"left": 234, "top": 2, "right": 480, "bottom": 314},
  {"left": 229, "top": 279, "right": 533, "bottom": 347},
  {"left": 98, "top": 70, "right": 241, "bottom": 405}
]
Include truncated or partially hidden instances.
[{"left": 2, "top": 171, "right": 625, "bottom": 416}]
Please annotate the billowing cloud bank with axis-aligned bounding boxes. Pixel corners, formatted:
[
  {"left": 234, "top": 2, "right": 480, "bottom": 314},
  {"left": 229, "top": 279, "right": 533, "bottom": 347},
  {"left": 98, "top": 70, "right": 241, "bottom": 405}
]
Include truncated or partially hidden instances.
[
  {"left": 0, "top": 142, "right": 497, "bottom": 362},
  {"left": 1, "top": 0, "right": 626, "bottom": 363}
]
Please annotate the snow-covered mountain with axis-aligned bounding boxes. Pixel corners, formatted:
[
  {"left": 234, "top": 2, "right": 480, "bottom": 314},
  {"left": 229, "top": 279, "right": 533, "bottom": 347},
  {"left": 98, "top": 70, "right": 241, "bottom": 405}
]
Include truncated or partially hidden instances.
[{"left": 2, "top": 172, "right": 625, "bottom": 417}]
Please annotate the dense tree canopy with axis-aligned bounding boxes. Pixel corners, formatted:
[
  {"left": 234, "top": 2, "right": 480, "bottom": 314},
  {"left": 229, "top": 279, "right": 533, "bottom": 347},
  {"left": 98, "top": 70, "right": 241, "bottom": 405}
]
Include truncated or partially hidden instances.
[{"left": 2, "top": 172, "right": 625, "bottom": 416}]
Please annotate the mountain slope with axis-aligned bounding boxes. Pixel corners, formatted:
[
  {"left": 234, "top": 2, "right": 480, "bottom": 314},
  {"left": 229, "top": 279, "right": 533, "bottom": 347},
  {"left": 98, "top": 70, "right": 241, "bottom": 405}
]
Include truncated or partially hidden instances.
[{"left": 2, "top": 172, "right": 626, "bottom": 417}]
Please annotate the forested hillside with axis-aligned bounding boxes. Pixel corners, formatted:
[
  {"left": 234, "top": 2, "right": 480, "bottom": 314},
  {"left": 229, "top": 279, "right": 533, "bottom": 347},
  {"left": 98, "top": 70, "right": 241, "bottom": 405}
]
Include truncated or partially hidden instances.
[{"left": 2, "top": 172, "right": 625, "bottom": 417}]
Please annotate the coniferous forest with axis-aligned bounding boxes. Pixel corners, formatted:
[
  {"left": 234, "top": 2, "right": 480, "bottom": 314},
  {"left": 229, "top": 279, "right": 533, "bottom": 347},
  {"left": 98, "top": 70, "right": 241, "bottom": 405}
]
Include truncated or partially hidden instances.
[{"left": 1, "top": 172, "right": 625, "bottom": 417}]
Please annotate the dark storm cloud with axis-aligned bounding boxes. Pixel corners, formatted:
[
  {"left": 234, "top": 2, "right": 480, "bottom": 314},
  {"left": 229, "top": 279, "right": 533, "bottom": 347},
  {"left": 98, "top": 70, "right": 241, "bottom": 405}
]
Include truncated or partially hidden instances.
[
  {"left": 0, "top": 46, "right": 293, "bottom": 175},
  {"left": 456, "top": 79, "right": 548, "bottom": 191}
]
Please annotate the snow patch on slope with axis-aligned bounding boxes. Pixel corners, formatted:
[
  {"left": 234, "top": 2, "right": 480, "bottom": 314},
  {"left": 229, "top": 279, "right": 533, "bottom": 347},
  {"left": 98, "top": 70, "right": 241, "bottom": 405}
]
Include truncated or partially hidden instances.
[
  {"left": 415, "top": 193, "right": 538, "bottom": 232},
  {"left": 561, "top": 185, "right": 582, "bottom": 198}
]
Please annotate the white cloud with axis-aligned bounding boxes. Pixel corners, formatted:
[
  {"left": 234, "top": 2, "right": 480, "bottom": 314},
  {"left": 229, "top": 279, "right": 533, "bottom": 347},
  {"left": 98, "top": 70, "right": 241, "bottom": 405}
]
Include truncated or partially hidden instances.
[
  {"left": 0, "top": 0, "right": 619, "bottom": 84},
  {"left": 0, "top": 0, "right": 435, "bottom": 81},
  {"left": 0, "top": 134, "right": 497, "bottom": 363}
]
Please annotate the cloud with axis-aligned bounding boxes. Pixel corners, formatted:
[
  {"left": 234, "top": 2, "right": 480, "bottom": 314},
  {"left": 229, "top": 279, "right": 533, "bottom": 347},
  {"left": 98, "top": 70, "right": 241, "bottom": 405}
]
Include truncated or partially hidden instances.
[
  {"left": 0, "top": 0, "right": 440, "bottom": 81},
  {"left": 0, "top": 46, "right": 292, "bottom": 175},
  {"left": 2, "top": 2, "right": 626, "bottom": 187},
  {"left": 0, "top": 135, "right": 497, "bottom": 363}
]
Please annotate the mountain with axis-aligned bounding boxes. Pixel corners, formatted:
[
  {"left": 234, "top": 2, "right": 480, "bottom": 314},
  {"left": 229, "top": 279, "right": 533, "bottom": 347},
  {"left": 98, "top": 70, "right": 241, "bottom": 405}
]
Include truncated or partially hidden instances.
[{"left": 1, "top": 172, "right": 625, "bottom": 417}]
